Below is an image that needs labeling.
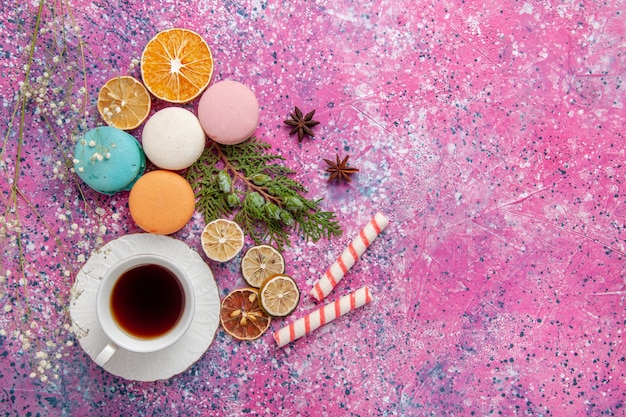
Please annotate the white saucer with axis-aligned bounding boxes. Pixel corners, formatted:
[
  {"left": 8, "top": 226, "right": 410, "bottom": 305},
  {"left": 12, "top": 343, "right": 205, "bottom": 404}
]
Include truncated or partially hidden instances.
[{"left": 69, "top": 233, "right": 220, "bottom": 381}]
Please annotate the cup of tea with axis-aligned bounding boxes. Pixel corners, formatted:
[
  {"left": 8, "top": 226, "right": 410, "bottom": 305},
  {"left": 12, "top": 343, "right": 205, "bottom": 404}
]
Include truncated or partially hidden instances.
[{"left": 94, "top": 254, "right": 196, "bottom": 366}]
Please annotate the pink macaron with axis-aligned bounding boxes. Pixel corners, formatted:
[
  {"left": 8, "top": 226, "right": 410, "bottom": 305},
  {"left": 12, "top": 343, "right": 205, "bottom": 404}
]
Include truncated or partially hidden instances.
[{"left": 197, "top": 80, "right": 259, "bottom": 145}]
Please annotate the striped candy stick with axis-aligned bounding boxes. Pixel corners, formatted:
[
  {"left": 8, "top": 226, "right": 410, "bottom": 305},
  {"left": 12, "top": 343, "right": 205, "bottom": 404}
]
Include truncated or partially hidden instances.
[
  {"left": 274, "top": 286, "right": 373, "bottom": 348},
  {"left": 310, "top": 212, "right": 389, "bottom": 301}
]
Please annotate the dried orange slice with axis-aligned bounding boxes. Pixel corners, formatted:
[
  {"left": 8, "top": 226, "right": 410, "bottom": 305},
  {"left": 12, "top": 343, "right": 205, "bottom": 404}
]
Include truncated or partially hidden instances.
[
  {"left": 259, "top": 274, "right": 300, "bottom": 317},
  {"left": 140, "top": 28, "right": 214, "bottom": 103},
  {"left": 220, "top": 288, "right": 271, "bottom": 341},
  {"left": 241, "top": 245, "right": 285, "bottom": 288},
  {"left": 97, "top": 76, "right": 151, "bottom": 130},
  {"left": 201, "top": 219, "right": 244, "bottom": 262}
]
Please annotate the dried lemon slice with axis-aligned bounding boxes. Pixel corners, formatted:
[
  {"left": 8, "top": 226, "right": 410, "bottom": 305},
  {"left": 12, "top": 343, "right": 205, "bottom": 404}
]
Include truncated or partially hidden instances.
[
  {"left": 241, "top": 245, "right": 285, "bottom": 288},
  {"left": 97, "top": 76, "right": 151, "bottom": 130},
  {"left": 220, "top": 288, "right": 271, "bottom": 341},
  {"left": 259, "top": 274, "right": 300, "bottom": 317},
  {"left": 201, "top": 219, "right": 244, "bottom": 262}
]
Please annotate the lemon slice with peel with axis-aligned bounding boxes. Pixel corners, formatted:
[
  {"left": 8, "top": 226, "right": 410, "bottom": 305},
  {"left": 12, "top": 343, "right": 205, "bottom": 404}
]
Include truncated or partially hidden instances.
[
  {"left": 259, "top": 274, "right": 300, "bottom": 317},
  {"left": 220, "top": 288, "right": 271, "bottom": 341},
  {"left": 201, "top": 219, "right": 244, "bottom": 262},
  {"left": 241, "top": 245, "right": 285, "bottom": 288},
  {"left": 97, "top": 76, "right": 151, "bottom": 130}
]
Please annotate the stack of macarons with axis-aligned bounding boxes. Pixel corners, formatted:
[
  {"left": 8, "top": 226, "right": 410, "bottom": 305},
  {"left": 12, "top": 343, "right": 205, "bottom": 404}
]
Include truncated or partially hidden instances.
[{"left": 74, "top": 79, "right": 260, "bottom": 235}]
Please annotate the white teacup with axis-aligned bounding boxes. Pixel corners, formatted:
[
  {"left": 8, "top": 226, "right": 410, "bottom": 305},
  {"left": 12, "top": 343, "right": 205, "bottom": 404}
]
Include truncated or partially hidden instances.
[{"left": 94, "top": 254, "right": 196, "bottom": 366}]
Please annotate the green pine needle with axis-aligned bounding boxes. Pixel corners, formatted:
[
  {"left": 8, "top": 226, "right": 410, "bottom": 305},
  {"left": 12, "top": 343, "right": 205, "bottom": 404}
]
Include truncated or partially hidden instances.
[{"left": 186, "top": 137, "right": 342, "bottom": 249}]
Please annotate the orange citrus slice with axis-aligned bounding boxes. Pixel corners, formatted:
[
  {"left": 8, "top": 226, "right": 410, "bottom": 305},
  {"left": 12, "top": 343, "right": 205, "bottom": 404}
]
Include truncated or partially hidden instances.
[
  {"left": 241, "top": 245, "right": 285, "bottom": 288},
  {"left": 97, "top": 76, "right": 151, "bottom": 130},
  {"left": 140, "top": 28, "right": 214, "bottom": 103},
  {"left": 259, "top": 274, "right": 300, "bottom": 317},
  {"left": 220, "top": 288, "right": 271, "bottom": 341},
  {"left": 201, "top": 219, "right": 244, "bottom": 262}
]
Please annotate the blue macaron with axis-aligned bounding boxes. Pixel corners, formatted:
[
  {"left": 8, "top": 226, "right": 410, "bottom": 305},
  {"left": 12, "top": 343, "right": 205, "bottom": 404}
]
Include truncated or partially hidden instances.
[{"left": 73, "top": 126, "right": 146, "bottom": 194}]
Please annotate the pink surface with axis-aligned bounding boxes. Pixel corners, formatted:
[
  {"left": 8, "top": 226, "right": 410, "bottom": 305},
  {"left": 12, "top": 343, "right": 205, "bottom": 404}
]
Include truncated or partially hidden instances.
[{"left": 1, "top": 0, "right": 625, "bottom": 415}]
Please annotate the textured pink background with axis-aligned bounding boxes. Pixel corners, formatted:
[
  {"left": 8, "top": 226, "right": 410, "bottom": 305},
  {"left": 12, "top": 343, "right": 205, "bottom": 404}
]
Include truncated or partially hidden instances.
[{"left": 1, "top": 0, "right": 625, "bottom": 415}]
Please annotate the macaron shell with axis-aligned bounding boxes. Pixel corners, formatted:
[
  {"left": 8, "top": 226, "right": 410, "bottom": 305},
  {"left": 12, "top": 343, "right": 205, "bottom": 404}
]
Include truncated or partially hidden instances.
[
  {"left": 142, "top": 107, "right": 206, "bottom": 170},
  {"left": 73, "top": 126, "right": 146, "bottom": 195},
  {"left": 197, "top": 80, "right": 259, "bottom": 145},
  {"left": 128, "top": 170, "right": 196, "bottom": 235}
]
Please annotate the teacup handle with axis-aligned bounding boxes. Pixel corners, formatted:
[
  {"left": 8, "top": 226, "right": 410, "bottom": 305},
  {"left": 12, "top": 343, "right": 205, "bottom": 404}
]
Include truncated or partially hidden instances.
[{"left": 95, "top": 341, "right": 118, "bottom": 366}]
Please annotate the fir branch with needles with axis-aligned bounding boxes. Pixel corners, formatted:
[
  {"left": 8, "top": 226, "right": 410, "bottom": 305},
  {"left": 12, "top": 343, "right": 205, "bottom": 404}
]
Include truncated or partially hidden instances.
[{"left": 186, "top": 138, "right": 342, "bottom": 250}]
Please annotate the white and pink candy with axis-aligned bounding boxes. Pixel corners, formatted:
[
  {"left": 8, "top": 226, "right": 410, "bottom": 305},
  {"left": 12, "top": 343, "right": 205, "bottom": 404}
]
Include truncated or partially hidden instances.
[
  {"left": 273, "top": 286, "right": 373, "bottom": 348},
  {"left": 310, "top": 212, "right": 389, "bottom": 301}
]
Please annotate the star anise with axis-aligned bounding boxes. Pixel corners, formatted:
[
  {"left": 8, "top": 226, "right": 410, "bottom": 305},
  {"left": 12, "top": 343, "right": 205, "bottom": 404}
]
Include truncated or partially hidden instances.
[
  {"left": 324, "top": 154, "right": 359, "bottom": 184},
  {"left": 284, "top": 106, "right": 320, "bottom": 142}
]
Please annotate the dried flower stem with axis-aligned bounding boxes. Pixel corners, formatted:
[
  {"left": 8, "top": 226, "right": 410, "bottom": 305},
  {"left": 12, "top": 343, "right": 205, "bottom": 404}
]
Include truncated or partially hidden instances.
[{"left": 0, "top": 0, "right": 106, "bottom": 384}]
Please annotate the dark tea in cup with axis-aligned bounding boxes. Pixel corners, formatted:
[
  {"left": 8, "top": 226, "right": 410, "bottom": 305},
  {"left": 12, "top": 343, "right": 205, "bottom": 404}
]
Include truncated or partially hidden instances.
[
  {"left": 95, "top": 254, "right": 195, "bottom": 366},
  {"left": 111, "top": 264, "right": 184, "bottom": 339}
]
